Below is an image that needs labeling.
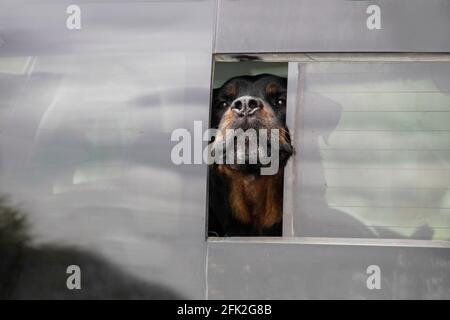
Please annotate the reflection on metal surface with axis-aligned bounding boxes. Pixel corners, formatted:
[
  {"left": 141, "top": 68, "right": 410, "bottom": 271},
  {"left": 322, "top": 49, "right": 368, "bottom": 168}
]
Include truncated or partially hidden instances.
[
  {"left": 1, "top": 0, "right": 450, "bottom": 300},
  {"left": 207, "top": 241, "right": 450, "bottom": 299},
  {"left": 0, "top": 1, "right": 214, "bottom": 299},
  {"left": 215, "top": 0, "right": 450, "bottom": 53},
  {"left": 0, "top": 198, "right": 181, "bottom": 299}
]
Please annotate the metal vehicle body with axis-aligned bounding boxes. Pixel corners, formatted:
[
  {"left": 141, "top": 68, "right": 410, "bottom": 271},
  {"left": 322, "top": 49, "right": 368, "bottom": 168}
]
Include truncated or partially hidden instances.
[{"left": 0, "top": 0, "right": 449, "bottom": 299}]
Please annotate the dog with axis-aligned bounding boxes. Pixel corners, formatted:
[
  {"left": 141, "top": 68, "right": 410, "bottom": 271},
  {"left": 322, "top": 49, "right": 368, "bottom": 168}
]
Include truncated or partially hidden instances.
[{"left": 208, "top": 74, "right": 293, "bottom": 237}]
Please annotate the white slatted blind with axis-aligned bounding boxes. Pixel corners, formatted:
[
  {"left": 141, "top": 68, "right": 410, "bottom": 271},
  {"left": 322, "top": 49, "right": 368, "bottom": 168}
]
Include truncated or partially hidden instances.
[{"left": 294, "top": 62, "right": 450, "bottom": 240}]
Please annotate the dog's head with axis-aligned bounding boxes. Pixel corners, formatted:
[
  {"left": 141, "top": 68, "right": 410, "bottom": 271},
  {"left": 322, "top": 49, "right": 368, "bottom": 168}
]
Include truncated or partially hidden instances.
[{"left": 211, "top": 74, "right": 293, "bottom": 174}]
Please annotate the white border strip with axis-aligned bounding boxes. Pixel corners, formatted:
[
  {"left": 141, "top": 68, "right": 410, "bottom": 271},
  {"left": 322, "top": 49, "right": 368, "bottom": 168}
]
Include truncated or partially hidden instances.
[
  {"left": 207, "top": 237, "right": 450, "bottom": 248},
  {"left": 215, "top": 53, "right": 450, "bottom": 62}
]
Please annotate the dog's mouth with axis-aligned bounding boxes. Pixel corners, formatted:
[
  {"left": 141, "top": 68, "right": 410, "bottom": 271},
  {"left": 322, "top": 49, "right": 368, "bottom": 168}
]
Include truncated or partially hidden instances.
[
  {"left": 211, "top": 95, "right": 293, "bottom": 174},
  {"left": 230, "top": 115, "right": 260, "bottom": 131},
  {"left": 212, "top": 125, "right": 293, "bottom": 174}
]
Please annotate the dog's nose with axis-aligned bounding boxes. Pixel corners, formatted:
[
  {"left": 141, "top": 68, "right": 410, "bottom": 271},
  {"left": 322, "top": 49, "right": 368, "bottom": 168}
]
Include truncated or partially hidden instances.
[{"left": 231, "top": 96, "right": 262, "bottom": 117}]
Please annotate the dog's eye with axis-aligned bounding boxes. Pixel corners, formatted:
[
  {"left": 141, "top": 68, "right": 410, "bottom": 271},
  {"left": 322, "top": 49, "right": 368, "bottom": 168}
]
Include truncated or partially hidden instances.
[
  {"left": 219, "top": 101, "right": 228, "bottom": 108},
  {"left": 276, "top": 99, "right": 285, "bottom": 106}
]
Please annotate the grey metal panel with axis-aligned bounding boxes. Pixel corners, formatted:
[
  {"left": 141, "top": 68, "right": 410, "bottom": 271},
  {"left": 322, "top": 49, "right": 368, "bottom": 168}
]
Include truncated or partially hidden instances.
[
  {"left": 0, "top": 0, "right": 214, "bottom": 298},
  {"left": 215, "top": 0, "right": 450, "bottom": 53},
  {"left": 207, "top": 241, "right": 450, "bottom": 299}
]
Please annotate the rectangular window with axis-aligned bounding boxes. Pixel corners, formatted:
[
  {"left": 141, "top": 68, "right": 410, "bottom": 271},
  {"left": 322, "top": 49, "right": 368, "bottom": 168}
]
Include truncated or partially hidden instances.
[
  {"left": 288, "top": 58, "right": 450, "bottom": 241},
  {"left": 208, "top": 61, "right": 288, "bottom": 237},
  {"left": 208, "top": 54, "right": 450, "bottom": 244}
]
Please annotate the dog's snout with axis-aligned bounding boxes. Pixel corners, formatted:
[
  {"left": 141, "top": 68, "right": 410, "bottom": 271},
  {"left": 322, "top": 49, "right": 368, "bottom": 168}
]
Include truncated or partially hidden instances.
[{"left": 231, "top": 96, "right": 262, "bottom": 116}]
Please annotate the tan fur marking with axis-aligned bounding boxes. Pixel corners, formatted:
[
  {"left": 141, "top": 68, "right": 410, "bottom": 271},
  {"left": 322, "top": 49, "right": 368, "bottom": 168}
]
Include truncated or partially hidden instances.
[
  {"left": 216, "top": 164, "right": 284, "bottom": 233},
  {"left": 215, "top": 108, "right": 235, "bottom": 142},
  {"left": 225, "top": 84, "right": 237, "bottom": 98},
  {"left": 265, "top": 83, "right": 279, "bottom": 96}
]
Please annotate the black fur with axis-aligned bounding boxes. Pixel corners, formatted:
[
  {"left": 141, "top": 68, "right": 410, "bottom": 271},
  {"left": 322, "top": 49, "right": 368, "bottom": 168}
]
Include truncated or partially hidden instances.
[{"left": 208, "top": 74, "right": 291, "bottom": 237}]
